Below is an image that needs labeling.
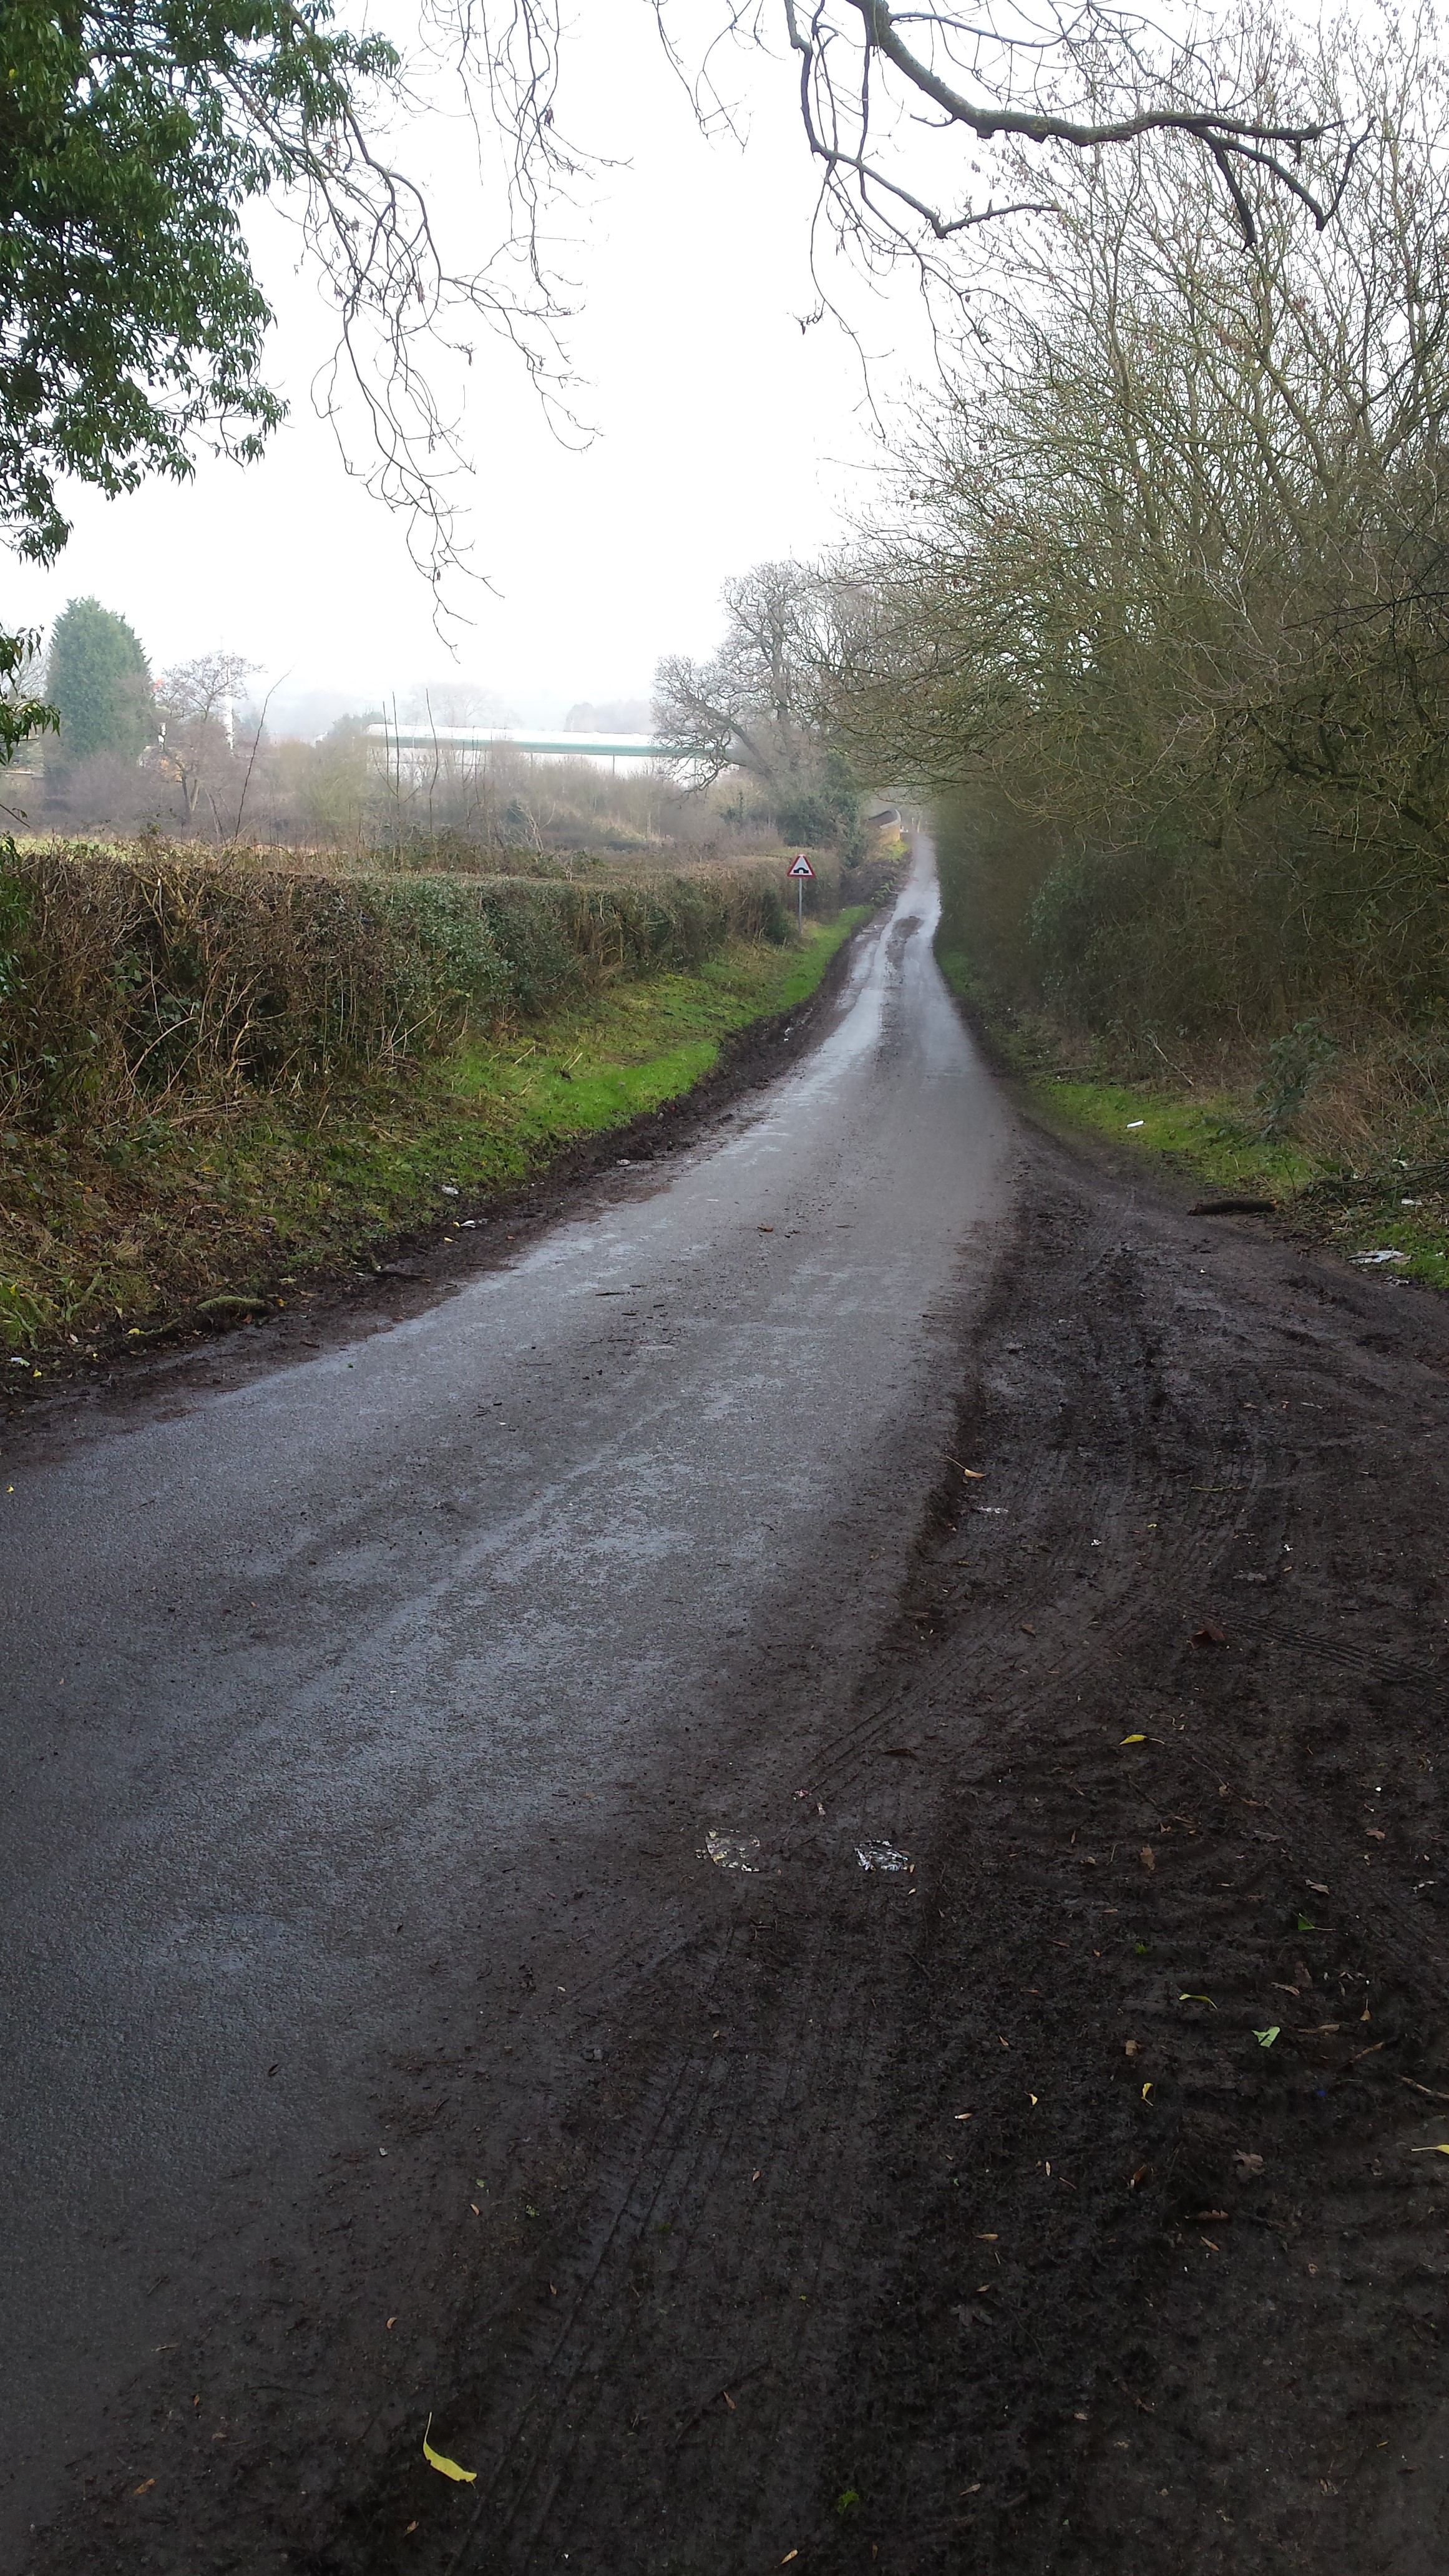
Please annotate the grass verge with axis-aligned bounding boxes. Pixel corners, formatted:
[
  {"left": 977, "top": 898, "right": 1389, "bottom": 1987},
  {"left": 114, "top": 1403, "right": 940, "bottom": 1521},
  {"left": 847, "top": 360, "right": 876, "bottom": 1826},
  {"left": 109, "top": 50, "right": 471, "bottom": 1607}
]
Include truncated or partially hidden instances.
[
  {"left": 1, "top": 912, "right": 866, "bottom": 1361},
  {"left": 934, "top": 947, "right": 1449, "bottom": 1291}
]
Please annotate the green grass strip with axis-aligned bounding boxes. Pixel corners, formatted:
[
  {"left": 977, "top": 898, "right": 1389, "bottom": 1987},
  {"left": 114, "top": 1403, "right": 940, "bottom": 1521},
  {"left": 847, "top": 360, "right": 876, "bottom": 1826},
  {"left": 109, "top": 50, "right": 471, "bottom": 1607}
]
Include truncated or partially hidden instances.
[
  {"left": 1, "top": 913, "right": 866, "bottom": 1352},
  {"left": 1033, "top": 1075, "right": 1449, "bottom": 1289}
]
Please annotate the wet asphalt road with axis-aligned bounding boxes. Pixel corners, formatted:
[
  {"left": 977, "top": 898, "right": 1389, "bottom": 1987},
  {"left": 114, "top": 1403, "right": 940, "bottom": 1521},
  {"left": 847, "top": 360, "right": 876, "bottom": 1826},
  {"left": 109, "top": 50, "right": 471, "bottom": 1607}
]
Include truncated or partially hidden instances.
[{"left": 1, "top": 842, "right": 1013, "bottom": 2560}]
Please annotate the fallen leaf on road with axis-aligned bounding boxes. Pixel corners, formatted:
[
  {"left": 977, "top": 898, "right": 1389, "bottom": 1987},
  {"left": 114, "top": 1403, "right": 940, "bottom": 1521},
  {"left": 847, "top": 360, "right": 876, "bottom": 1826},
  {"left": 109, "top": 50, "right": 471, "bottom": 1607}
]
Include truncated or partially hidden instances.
[
  {"left": 1120, "top": 1733, "right": 1146, "bottom": 1745},
  {"left": 954, "top": 2111, "right": 973, "bottom": 2120},
  {"left": 1191, "top": 1622, "right": 1227, "bottom": 1648},
  {"left": 133, "top": 2480, "right": 155, "bottom": 2497},
  {"left": 422, "top": 2416, "right": 477, "bottom": 2484},
  {"left": 723, "top": 2390, "right": 736, "bottom": 2411},
  {"left": 1307, "top": 1882, "right": 1330, "bottom": 1895},
  {"left": 1234, "top": 2152, "right": 1265, "bottom": 2178},
  {"left": 1179, "top": 1993, "right": 1217, "bottom": 2008},
  {"left": 1020, "top": 1622, "right": 1037, "bottom": 1636},
  {"left": 1129, "top": 2165, "right": 1152, "bottom": 2188},
  {"left": 1253, "top": 2027, "right": 1281, "bottom": 2047},
  {"left": 1142, "top": 2082, "right": 1153, "bottom": 2100},
  {"left": 1140, "top": 1845, "right": 1156, "bottom": 1872},
  {"left": 1409, "top": 2144, "right": 1449, "bottom": 2157},
  {"left": 1125, "top": 2040, "right": 1141, "bottom": 2057},
  {"left": 781, "top": 2554, "right": 798, "bottom": 2566}
]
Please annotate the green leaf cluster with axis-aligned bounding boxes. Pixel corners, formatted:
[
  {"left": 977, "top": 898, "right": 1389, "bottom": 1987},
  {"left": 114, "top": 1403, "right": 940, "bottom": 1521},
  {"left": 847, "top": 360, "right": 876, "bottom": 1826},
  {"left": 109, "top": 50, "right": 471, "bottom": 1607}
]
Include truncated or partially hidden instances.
[
  {"left": 0, "top": 626, "right": 57, "bottom": 769},
  {"left": 0, "top": 0, "right": 400, "bottom": 567}
]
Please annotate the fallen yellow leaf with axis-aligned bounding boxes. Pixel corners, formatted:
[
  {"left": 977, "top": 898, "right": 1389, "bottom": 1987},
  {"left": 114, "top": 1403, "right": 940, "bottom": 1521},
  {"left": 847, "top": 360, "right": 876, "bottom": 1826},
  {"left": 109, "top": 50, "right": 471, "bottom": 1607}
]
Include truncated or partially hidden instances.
[
  {"left": 1410, "top": 2144, "right": 1449, "bottom": 2157},
  {"left": 1120, "top": 1733, "right": 1146, "bottom": 1745},
  {"left": 422, "top": 2415, "right": 477, "bottom": 2484}
]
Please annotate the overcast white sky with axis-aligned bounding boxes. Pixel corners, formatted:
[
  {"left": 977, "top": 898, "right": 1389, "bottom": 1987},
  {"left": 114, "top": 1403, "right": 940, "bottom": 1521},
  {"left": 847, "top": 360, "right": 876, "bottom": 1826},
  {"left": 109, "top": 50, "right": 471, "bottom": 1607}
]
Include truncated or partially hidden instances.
[{"left": 6, "top": 9, "right": 928, "bottom": 736}]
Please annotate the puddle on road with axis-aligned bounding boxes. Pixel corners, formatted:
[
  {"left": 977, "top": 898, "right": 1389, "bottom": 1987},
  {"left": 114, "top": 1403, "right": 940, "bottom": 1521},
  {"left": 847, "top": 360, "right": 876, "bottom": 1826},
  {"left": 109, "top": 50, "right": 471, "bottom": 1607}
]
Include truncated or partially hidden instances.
[
  {"left": 701, "top": 1830, "right": 762, "bottom": 1871},
  {"left": 700, "top": 1827, "right": 914, "bottom": 1878}
]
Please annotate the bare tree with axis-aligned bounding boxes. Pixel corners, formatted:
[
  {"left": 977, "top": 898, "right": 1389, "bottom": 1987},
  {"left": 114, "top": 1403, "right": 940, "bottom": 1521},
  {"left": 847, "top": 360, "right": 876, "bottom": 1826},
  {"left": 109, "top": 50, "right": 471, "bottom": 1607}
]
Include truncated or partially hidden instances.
[
  {"left": 260, "top": 2, "right": 1360, "bottom": 621},
  {"left": 625, "top": 1, "right": 1352, "bottom": 265},
  {"left": 818, "top": 5, "right": 1449, "bottom": 1027},
  {"left": 655, "top": 562, "right": 829, "bottom": 786},
  {"left": 154, "top": 655, "right": 260, "bottom": 834}
]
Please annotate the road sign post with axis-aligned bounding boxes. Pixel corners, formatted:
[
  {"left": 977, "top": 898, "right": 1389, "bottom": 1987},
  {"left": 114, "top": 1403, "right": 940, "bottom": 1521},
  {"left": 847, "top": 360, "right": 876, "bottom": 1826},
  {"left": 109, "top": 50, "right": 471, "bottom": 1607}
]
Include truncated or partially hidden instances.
[{"left": 787, "top": 850, "right": 815, "bottom": 928}]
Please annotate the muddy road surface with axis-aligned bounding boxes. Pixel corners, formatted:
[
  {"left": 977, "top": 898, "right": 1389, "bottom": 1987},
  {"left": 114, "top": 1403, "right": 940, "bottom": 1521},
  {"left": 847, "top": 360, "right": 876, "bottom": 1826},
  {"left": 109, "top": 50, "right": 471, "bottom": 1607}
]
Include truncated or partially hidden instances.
[{"left": 6, "top": 840, "right": 1449, "bottom": 2576}]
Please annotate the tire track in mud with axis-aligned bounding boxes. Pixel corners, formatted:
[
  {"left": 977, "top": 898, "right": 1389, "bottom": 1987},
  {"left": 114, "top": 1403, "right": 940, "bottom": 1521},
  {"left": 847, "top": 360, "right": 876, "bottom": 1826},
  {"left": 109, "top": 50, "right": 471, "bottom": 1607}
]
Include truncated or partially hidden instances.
[
  {"left": 446, "top": 1933, "right": 754, "bottom": 2565},
  {"left": 457, "top": 1893, "right": 906, "bottom": 2573},
  {"left": 434, "top": 1176, "right": 1309, "bottom": 2575},
  {"left": 428, "top": 1143, "right": 1448, "bottom": 2576},
  {"left": 776, "top": 1136, "right": 1449, "bottom": 2576},
  {"left": 494, "top": 1191, "right": 1302, "bottom": 2567}
]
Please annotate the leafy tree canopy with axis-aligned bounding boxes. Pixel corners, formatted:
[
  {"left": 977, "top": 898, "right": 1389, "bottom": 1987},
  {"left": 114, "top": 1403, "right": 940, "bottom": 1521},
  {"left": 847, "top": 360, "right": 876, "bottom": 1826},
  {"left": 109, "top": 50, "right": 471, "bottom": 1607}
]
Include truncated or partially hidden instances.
[
  {"left": 0, "top": 1, "right": 402, "bottom": 570},
  {"left": 47, "top": 597, "right": 152, "bottom": 763}
]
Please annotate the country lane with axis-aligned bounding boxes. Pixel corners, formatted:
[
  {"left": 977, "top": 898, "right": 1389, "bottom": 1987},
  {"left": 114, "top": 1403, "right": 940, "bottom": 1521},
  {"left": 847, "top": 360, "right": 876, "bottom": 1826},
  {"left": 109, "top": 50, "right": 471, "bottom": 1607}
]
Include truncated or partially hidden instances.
[{"left": 0, "top": 839, "right": 1014, "bottom": 2564}]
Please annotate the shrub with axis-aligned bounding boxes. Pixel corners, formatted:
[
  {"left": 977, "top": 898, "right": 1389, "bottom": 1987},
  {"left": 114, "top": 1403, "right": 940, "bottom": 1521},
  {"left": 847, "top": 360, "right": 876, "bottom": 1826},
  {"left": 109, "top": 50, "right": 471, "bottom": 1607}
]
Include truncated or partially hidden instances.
[{"left": 0, "top": 846, "right": 791, "bottom": 1125}]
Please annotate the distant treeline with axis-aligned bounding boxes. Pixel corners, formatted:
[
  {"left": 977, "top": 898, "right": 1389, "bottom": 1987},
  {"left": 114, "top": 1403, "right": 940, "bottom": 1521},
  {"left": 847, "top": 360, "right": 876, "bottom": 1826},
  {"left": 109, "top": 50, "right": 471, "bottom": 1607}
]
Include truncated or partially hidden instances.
[
  {"left": 818, "top": 11, "right": 1449, "bottom": 1090},
  {"left": 0, "top": 846, "right": 792, "bottom": 1126}
]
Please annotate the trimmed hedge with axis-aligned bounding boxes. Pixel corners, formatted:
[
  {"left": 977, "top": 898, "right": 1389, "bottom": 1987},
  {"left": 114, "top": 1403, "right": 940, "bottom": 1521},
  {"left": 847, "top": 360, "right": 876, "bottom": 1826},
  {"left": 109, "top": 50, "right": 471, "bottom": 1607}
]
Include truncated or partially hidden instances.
[{"left": 0, "top": 849, "right": 791, "bottom": 1123}]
